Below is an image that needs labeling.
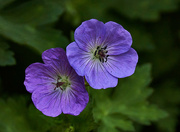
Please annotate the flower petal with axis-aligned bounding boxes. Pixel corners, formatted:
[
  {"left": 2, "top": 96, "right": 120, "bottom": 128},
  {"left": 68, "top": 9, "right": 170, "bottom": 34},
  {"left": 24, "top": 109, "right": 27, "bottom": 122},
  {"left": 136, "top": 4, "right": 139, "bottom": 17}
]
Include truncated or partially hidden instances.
[
  {"left": 103, "top": 48, "right": 138, "bottom": 78},
  {"left": 48, "top": 59, "right": 72, "bottom": 77},
  {"left": 85, "top": 61, "right": 118, "bottom": 89},
  {"left": 66, "top": 42, "right": 91, "bottom": 76},
  {"left": 104, "top": 21, "right": 132, "bottom": 55},
  {"left": 42, "top": 48, "right": 67, "bottom": 64},
  {"left": 32, "top": 88, "right": 62, "bottom": 117},
  {"left": 24, "top": 63, "right": 56, "bottom": 93},
  {"left": 60, "top": 66, "right": 89, "bottom": 115},
  {"left": 61, "top": 85, "right": 89, "bottom": 116},
  {"left": 74, "top": 19, "right": 106, "bottom": 51}
]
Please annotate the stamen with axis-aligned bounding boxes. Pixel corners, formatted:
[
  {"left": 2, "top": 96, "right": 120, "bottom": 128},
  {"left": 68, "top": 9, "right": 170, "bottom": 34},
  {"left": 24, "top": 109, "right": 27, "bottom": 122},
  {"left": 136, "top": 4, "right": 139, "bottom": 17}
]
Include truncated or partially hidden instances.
[
  {"left": 101, "top": 58, "right": 104, "bottom": 63},
  {"left": 101, "top": 46, "right": 107, "bottom": 50},
  {"left": 94, "top": 50, "right": 97, "bottom": 56},
  {"left": 93, "top": 46, "right": 109, "bottom": 63},
  {"left": 105, "top": 58, "right": 107, "bottom": 62},
  {"left": 99, "top": 57, "right": 101, "bottom": 62}
]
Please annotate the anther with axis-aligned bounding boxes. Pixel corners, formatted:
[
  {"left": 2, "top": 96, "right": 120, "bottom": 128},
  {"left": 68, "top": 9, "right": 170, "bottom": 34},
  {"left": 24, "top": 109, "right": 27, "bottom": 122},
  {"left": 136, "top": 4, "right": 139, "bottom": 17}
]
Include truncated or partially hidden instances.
[
  {"left": 102, "top": 46, "right": 107, "bottom": 50},
  {"left": 102, "top": 58, "right": 104, "bottom": 63},
  {"left": 94, "top": 50, "right": 97, "bottom": 56},
  {"left": 97, "top": 46, "right": 100, "bottom": 49},
  {"left": 99, "top": 57, "right": 101, "bottom": 62},
  {"left": 105, "top": 58, "right": 107, "bottom": 62}
]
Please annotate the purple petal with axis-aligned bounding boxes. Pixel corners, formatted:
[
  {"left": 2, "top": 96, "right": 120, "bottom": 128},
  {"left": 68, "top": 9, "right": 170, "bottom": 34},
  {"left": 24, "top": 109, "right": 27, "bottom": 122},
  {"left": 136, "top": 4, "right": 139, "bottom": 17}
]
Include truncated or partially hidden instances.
[
  {"left": 32, "top": 88, "right": 62, "bottom": 117},
  {"left": 61, "top": 66, "right": 89, "bottom": 115},
  {"left": 24, "top": 63, "right": 56, "bottom": 93},
  {"left": 104, "top": 21, "right": 132, "bottom": 55},
  {"left": 68, "top": 69, "right": 85, "bottom": 90},
  {"left": 74, "top": 19, "right": 106, "bottom": 51},
  {"left": 85, "top": 61, "right": 118, "bottom": 89},
  {"left": 47, "top": 59, "right": 72, "bottom": 77},
  {"left": 61, "top": 86, "right": 89, "bottom": 116},
  {"left": 103, "top": 48, "right": 138, "bottom": 78},
  {"left": 42, "top": 48, "right": 67, "bottom": 64},
  {"left": 66, "top": 42, "right": 91, "bottom": 76}
]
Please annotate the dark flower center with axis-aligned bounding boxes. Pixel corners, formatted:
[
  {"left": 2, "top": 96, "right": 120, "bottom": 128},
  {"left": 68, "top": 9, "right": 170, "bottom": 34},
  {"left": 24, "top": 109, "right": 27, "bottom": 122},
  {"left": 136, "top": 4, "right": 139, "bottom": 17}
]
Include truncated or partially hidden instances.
[
  {"left": 53, "top": 76, "right": 70, "bottom": 91},
  {"left": 94, "top": 46, "right": 109, "bottom": 63}
]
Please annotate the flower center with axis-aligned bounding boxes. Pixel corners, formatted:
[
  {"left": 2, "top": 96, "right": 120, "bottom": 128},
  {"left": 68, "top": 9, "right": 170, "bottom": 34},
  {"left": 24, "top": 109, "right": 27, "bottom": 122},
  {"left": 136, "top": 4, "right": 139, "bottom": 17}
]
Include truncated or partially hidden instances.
[
  {"left": 53, "top": 76, "right": 71, "bottom": 91},
  {"left": 94, "top": 46, "right": 109, "bottom": 63}
]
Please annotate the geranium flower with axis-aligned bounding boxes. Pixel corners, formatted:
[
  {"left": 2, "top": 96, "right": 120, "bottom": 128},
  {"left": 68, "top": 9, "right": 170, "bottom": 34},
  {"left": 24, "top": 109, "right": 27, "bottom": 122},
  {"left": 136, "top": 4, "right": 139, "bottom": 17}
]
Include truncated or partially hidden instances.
[
  {"left": 66, "top": 19, "right": 138, "bottom": 89},
  {"left": 24, "top": 48, "right": 89, "bottom": 117}
]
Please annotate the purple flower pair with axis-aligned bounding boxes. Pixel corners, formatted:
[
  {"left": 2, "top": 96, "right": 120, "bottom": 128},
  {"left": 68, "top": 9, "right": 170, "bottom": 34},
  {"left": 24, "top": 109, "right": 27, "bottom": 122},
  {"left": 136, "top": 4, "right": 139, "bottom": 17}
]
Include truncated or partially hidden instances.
[{"left": 24, "top": 19, "right": 138, "bottom": 117}]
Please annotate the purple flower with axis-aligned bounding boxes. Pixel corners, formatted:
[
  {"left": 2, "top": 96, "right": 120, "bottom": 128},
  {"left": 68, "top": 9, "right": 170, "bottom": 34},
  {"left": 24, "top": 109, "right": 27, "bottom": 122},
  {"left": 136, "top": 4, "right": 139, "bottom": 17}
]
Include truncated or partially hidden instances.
[
  {"left": 24, "top": 48, "right": 89, "bottom": 117},
  {"left": 66, "top": 19, "right": 138, "bottom": 89}
]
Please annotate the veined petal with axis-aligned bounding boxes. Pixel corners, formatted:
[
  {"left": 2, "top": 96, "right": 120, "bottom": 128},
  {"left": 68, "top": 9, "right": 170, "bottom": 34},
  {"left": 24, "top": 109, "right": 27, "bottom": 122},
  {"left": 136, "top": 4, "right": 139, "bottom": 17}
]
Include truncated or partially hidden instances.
[
  {"left": 104, "top": 48, "right": 138, "bottom": 78},
  {"left": 24, "top": 63, "right": 56, "bottom": 93},
  {"left": 74, "top": 19, "right": 106, "bottom": 51},
  {"left": 32, "top": 88, "right": 62, "bottom": 117},
  {"left": 68, "top": 69, "right": 85, "bottom": 92},
  {"left": 85, "top": 61, "right": 118, "bottom": 89},
  {"left": 61, "top": 86, "right": 89, "bottom": 115},
  {"left": 48, "top": 59, "right": 72, "bottom": 77},
  {"left": 66, "top": 42, "right": 91, "bottom": 76},
  {"left": 42, "top": 48, "right": 67, "bottom": 64},
  {"left": 104, "top": 21, "right": 132, "bottom": 55}
]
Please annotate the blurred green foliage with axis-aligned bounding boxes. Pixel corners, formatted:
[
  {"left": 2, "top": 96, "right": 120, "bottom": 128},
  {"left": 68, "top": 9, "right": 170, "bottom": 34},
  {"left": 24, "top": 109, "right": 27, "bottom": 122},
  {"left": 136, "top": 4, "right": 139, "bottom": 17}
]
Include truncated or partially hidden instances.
[{"left": 0, "top": 0, "right": 180, "bottom": 132}]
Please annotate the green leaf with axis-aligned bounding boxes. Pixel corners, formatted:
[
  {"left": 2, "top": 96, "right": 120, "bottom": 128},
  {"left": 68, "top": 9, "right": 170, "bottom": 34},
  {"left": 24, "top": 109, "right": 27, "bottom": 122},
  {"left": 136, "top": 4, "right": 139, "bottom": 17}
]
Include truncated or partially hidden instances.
[
  {"left": 0, "top": 38, "right": 16, "bottom": 66},
  {"left": 1, "top": 0, "right": 65, "bottom": 26},
  {"left": 98, "top": 125, "right": 119, "bottom": 132},
  {"left": 113, "top": 64, "right": 152, "bottom": 105},
  {"left": 0, "top": 97, "right": 55, "bottom": 132},
  {"left": 28, "top": 105, "right": 55, "bottom": 132},
  {"left": 0, "top": 97, "right": 33, "bottom": 132},
  {"left": 114, "top": 0, "right": 179, "bottom": 21},
  {"left": 92, "top": 64, "right": 167, "bottom": 131},
  {"left": 0, "top": 16, "right": 69, "bottom": 53},
  {"left": 68, "top": 102, "right": 97, "bottom": 132},
  {"left": 66, "top": 0, "right": 179, "bottom": 23}
]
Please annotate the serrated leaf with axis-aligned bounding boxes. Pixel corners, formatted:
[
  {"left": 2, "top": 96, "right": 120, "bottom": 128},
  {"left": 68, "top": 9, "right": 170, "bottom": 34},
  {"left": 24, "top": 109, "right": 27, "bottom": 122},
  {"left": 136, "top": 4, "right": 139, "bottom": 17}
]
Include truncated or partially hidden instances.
[
  {"left": 0, "top": 16, "right": 69, "bottom": 53},
  {"left": 1, "top": 0, "right": 65, "bottom": 26},
  {"left": 118, "top": 104, "right": 168, "bottom": 125},
  {"left": 113, "top": 64, "right": 152, "bottom": 105},
  {"left": 68, "top": 103, "right": 97, "bottom": 132},
  {"left": 0, "top": 38, "right": 16, "bottom": 66},
  {"left": 103, "top": 116, "right": 135, "bottom": 131},
  {"left": 92, "top": 64, "right": 167, "bottom": 132}
]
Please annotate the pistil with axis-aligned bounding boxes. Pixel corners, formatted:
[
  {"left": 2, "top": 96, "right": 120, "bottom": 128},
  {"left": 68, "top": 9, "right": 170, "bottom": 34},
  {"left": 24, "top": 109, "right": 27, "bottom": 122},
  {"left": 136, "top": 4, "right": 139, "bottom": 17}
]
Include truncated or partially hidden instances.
[{"left": 94, "top": 46, "right": 109, "bottom": 63}]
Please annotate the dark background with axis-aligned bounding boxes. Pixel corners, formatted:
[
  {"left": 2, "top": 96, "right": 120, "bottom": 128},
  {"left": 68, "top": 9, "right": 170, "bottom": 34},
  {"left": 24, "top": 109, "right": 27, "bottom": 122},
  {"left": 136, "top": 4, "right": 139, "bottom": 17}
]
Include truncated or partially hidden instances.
[{"left": 0, "top": 0, "right": 180, "bottom": 132}]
